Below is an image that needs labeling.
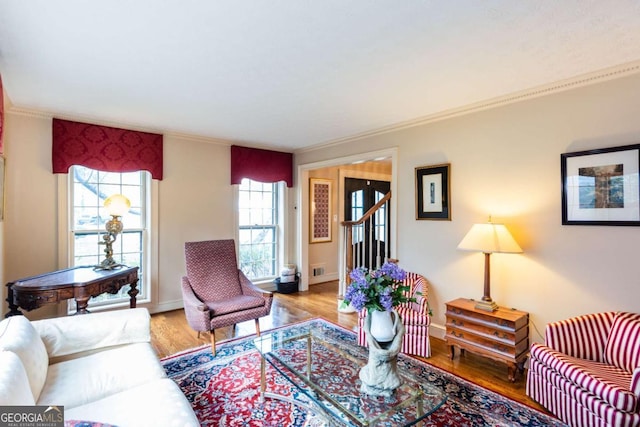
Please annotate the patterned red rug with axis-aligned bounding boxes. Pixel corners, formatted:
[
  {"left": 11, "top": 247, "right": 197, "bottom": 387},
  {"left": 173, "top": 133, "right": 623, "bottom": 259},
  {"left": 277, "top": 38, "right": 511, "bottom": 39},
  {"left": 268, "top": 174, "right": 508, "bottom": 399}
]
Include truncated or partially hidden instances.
[{"left": 161, "top": 318, "right": 566, "bottom": 426}]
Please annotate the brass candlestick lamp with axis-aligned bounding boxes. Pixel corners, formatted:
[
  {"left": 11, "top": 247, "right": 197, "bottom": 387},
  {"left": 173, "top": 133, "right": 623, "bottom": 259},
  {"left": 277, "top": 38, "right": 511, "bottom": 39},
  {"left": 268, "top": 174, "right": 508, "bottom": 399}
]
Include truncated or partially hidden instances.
[{"left": 96, "top": 194, "right": 131, "bottom": 271}]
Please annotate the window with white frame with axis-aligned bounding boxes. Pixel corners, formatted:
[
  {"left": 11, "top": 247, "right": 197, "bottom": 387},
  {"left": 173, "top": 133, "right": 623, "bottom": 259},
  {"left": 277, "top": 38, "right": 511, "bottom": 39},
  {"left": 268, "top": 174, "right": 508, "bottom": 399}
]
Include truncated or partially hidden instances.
[
  {"left": 237, "top": 178, "right": 282, "bottom": 281},
  {"left": 70, "top": 166, "right": 148, "bottom": 308}
]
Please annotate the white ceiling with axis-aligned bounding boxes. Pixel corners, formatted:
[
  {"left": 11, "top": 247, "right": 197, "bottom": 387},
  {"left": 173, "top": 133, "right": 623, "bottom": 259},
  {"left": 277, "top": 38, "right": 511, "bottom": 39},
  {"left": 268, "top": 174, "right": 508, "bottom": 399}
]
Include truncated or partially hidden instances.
[{"left": 2, "top": 1, "right": 640, "bottom": 151}]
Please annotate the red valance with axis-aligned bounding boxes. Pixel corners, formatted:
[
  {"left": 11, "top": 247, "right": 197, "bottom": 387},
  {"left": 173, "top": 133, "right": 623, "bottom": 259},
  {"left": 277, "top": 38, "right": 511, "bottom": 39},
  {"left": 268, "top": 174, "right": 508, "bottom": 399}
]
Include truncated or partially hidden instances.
[
  {"left": 52, "top": 118, "right": 163, "bottom": 180},
  {"left": 231, "top": 145, "right": 293, "bottom": 187}
]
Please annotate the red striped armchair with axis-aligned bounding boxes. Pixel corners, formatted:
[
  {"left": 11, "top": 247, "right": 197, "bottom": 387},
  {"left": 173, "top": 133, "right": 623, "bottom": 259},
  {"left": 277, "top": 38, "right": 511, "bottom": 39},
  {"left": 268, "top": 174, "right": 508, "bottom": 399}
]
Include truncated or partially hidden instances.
[
  {"left": 357, "top": 272, "right": 432, "bottom": 358},
  {"left": 527, "top": 311, "right": 640, "bottom": 427}
]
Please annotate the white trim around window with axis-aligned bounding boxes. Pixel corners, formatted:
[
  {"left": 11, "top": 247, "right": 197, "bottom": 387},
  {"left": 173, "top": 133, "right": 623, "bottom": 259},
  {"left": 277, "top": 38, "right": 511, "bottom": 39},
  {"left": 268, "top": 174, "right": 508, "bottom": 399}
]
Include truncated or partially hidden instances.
[{"left": 56, "top": 173, "right": 159, "bottom": 315}]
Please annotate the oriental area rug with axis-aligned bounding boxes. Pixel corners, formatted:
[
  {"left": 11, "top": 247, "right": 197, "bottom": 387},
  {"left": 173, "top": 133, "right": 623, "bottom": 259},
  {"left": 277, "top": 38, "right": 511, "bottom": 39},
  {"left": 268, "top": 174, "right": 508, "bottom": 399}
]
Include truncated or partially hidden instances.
[{"left": 161, "top": 318, "right": 566, "bottom": 427}]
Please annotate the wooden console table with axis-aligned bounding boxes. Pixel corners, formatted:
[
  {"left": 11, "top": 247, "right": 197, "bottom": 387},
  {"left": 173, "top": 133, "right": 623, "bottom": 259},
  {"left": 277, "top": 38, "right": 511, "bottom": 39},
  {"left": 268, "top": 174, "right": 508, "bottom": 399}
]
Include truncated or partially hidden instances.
[
  {"left": 5, "top": 266, "right": 139, "bottom": 317},
  {"left": 445, "top": 298, "right": 529, "bottom": 382}
]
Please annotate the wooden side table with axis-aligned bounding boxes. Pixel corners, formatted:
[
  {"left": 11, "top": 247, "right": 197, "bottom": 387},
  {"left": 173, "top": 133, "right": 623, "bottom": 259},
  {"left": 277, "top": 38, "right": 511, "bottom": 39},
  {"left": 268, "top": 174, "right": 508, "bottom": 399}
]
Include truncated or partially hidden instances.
[
  {"left": 5, "top": 266, "right": 139, "bottom": 317},
  {"left": 445, "top": 298, "right": 529, "bottom": 382}
]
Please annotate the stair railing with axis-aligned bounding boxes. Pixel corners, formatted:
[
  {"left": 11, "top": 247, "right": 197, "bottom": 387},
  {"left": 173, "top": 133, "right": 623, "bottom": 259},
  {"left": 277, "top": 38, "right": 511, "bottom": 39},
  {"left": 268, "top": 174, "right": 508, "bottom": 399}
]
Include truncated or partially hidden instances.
[{"left": 339, "top": 191, "right": 391, "bottom": 307}]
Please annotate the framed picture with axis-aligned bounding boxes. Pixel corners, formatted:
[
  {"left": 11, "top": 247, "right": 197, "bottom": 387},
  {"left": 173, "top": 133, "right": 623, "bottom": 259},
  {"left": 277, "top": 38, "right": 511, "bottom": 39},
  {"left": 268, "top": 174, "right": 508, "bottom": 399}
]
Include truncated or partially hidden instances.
[
  {"left": 415, "top": 163, "right": 451, "bottom": 220},
  {"left": 561, "top": 144, "right": 640, "bottom": 225},
  {"left": 310, "top": 178, "right": 332, "bottom": 243}
]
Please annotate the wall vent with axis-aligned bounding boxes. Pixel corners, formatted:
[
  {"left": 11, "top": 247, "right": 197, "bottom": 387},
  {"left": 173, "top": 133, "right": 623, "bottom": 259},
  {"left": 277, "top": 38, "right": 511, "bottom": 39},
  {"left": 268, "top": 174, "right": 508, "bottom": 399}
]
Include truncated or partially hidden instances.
[{"left": 311, "top": 264, "right": 326, "bottom": 277}]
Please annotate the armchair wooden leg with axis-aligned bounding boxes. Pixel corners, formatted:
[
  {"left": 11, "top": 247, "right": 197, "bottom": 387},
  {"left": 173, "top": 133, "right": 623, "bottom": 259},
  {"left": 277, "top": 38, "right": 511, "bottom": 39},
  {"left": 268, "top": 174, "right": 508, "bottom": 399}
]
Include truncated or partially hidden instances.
[
  {"left": 255, "top": 318, "right": 261, "bottom": 336},
  {"left": 210, "top": 330, "right": 216, "bottom": 356}
]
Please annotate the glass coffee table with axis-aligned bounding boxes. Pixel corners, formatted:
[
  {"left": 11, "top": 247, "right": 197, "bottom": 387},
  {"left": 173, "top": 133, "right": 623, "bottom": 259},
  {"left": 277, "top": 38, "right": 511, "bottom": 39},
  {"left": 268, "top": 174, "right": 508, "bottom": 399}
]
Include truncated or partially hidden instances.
[{"left": 253, "top": 321, "right": 447, "bottom": 426}]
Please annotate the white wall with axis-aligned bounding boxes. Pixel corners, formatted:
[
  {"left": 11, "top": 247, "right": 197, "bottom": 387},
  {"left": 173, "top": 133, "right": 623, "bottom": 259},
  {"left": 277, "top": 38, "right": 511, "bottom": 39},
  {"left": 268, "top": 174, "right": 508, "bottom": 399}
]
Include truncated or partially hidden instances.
[
  {"left": 3, "top": 113, "right": 59, "bottom": 320},
  {"left": 156, "top": 135, "right": 235, "bottom": 311},
  {"left": 296, "top": 73, "right": 640, "bottom": 341}
]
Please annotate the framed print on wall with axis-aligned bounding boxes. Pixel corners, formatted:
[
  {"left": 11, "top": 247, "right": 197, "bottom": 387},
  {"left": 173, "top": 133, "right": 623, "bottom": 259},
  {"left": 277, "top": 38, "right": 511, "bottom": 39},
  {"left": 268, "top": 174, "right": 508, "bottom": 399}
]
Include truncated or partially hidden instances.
[
  {"left": 415, "top": 163, "right": 451, "bottom": 220},
  {"left": 310, "top": 178, "right": 332, "bottom": 243},
  {"left": 561, "top": 143, "right": 640, "bottom": 226}
]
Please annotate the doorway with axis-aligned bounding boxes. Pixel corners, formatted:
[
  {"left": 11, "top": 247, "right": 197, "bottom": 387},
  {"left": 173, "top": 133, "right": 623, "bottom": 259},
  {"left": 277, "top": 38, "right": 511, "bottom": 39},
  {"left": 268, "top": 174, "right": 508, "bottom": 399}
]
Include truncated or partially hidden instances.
[
  {"left": 344, "top": 178, "right": 391, "bottom": 270},
  {"left": 296, "top": 147, "right": 398, "bottom": 293}
]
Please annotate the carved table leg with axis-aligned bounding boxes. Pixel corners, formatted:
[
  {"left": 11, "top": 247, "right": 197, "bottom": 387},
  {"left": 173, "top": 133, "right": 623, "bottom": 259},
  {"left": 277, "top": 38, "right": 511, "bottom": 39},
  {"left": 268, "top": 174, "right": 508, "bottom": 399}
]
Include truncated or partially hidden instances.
[
  {"left": 128, "top": 279, "right": 139, "bottom": 308},
  {"left": 5, "top": 284, "right": 22, "bottom": 317},
  {"left": 507, "top": 363, "right": 517, "bottom": 382},
  {"left": 449, "top": 345, "right": 456, "bottom": 359},
  {"left": 75, "top": 297, "right": 91, "bottom": 314}
]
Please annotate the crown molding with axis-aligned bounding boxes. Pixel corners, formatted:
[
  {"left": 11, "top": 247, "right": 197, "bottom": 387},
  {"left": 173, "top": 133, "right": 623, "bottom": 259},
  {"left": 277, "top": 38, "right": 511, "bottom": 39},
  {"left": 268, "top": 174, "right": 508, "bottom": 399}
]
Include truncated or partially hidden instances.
[
  {"left": 297, "top": 60, "right": 640, "bottom": 154},
  {"left": 6, "top": 105, "right": 235, "bottom": 147},
  {"left": 6, "top": 105, "right": 295, "bottom": 150}
]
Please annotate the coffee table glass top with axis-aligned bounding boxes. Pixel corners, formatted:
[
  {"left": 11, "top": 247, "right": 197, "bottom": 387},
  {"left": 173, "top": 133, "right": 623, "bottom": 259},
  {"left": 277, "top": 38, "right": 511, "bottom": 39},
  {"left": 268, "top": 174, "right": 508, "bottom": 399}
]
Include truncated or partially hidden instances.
[{"left": 253, "top": 322, "right": 447, "bottom": 426}]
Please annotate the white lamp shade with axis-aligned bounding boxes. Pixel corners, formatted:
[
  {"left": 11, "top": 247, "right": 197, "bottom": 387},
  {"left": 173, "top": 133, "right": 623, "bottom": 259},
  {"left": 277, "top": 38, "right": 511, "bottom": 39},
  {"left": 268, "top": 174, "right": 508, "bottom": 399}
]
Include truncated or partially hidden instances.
[
  {"left": 457, "top": 222, "right": 522, "bottom": 254},
  {"left": 104, "top": 194, "right": 131, "bottom": 217}
]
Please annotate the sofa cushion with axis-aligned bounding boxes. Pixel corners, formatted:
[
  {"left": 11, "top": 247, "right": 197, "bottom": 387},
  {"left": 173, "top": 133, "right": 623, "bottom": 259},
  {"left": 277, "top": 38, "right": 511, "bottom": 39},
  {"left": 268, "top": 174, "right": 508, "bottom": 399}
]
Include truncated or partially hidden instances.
[
  {"left": 603, "top": 312, "right": 640, "bottom": 372},
  {"left": 32, "top": 308, "right": 151, "bottom": 359},
  {"left": 529, "top": 359, "right": 640, "bottom": 426},
  {"left": 531, "top": 342, "right": 637, "bottom": 413},
  {"left": 206, "top": 295, "right": 264, "bottom": 316},
  {"left": 64, "top": 378, "right": 200, "bottom": 427},
  {"left": 0, "top": 315, "right": 49, "bottom": 400},
  {"left": 0, "top": 351, "right": 36, "bottom": 405},
  {"left": 37, "top": 343, "right": 166, "bottom": 409}
]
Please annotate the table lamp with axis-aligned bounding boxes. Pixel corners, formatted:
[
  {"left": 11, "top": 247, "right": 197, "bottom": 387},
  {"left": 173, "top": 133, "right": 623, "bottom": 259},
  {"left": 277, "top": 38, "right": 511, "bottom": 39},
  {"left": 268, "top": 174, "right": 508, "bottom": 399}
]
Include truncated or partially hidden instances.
[
  {"left": 457, "top": 218, "right": 522, "bottom": 312},
  {"left": 96, "top": 194, "right": 131, "bottom": 270}
]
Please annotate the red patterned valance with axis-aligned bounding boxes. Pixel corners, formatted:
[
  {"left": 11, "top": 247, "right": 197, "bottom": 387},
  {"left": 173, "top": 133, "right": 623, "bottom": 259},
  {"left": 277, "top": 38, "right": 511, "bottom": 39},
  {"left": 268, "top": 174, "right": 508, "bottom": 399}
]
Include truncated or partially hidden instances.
[
  {"left": 231, "top": 145, "right": 293, "bottom": 187},
  {"left": 52, "top": 118, "right": 163, "bottom": 180}
]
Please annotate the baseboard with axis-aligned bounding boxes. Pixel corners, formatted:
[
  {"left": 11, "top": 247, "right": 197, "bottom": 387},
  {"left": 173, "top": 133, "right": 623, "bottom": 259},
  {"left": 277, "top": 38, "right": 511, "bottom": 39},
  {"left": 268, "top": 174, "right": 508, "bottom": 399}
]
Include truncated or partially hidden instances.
[
  {"left": 431, "top": 322, "right": 446, "bottom": 340},
  {"left": 148, "top": 299, "right": 185, "bottom": 314}
]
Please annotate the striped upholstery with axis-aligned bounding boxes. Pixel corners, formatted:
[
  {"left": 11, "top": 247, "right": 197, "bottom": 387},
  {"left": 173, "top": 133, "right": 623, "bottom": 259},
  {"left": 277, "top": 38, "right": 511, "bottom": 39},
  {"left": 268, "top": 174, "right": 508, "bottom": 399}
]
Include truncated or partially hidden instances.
[
  {"left": 181, "top": 239, "right": 273, "bottom": 333},
  {"left": 545, "top": 312, "right": 616, "bottom": 362},
  {"left": 527, "top": 312, "right": 640, "bottom": 427},
  {"left": 357, "top": 272, "right": 431, "bottom": 358},
  {"left": 604, "top": 312, "right": 640, "bottom": 372}
]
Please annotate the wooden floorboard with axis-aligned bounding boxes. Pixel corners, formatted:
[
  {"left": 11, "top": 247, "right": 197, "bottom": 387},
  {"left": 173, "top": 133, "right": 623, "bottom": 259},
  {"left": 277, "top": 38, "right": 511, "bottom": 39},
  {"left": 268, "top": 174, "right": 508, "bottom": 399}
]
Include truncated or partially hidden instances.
[{"left": 150, "top": 280, "right": 548, "bottom": 414}]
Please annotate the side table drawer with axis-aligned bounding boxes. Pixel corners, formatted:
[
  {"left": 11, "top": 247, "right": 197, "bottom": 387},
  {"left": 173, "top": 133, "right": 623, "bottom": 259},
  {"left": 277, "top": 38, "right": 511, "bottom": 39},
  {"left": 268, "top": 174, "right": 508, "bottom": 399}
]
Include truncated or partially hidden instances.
[
  {"left": 446, "top": 326, "right": 529, "bottom": 358},
  {"left": 446, "top": 305, "right": 527, "bottom": 331},
  {"left": 446, "top": 316, "right": 528, "bottom": 344}
]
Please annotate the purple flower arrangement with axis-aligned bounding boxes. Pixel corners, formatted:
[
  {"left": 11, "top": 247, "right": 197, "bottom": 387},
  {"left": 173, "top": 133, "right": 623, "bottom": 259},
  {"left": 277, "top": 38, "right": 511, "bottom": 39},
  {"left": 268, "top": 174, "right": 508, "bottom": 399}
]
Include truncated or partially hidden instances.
[{"left": 342, "top": 262, "right": 416, "bottom": 313}]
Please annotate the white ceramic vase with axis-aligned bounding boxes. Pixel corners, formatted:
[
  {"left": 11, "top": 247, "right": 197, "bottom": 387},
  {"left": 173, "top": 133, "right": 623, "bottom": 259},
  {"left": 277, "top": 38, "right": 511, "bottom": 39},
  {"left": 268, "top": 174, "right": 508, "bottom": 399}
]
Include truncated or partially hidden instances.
[
  {"left": 369, "top": 309, "right": 397, "bottom": 343},
  {"left": 360, "top": 308, "right": 405, "bottom": 396}
]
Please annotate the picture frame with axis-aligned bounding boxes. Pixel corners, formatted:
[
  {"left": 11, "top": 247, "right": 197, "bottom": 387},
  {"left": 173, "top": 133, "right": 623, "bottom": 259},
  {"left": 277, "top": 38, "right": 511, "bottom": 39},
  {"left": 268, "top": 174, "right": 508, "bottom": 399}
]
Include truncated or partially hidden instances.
[
  {"left": 561, "top": 144, "right": 640, "bottom": 226},
  {"left": 310, "top": 178, "right": 332, "bottom": 243},
  {"left": 415, "top": 163, "right": 451, "bottom": 220}
]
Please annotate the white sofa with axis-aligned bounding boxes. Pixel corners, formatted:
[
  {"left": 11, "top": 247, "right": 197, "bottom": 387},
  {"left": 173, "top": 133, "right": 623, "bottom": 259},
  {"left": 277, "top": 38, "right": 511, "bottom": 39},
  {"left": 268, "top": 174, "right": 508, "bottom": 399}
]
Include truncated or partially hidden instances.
[{"left": 0, "top": 308, "right": 199, "bottom": 427}]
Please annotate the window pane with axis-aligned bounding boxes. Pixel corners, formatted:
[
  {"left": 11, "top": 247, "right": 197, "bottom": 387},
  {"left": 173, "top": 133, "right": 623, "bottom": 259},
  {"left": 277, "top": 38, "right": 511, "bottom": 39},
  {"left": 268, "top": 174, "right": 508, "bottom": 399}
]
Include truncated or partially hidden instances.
[
  {"left": 238, "top": 179, "right": 279, "bottom": 280},
  {"left": 70, "top": 166, "right": 147, "bottom": 307}
]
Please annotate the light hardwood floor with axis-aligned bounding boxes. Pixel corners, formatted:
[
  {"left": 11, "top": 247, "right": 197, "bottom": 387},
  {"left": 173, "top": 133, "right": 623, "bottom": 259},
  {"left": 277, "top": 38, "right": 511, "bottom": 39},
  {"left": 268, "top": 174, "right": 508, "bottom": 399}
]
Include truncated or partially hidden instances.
[{"left": 150, "top": 280, "right": 547, "bottom": 413}]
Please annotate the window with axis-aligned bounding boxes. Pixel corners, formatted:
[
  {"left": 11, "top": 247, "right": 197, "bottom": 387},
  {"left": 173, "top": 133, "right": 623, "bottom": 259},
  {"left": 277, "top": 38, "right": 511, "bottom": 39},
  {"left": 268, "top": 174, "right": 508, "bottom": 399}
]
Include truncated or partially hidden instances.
[
  {"left": 351, "top": 189, "right": 364, "bottom": 245},
  {"left": 237, "top": 179, "right": 282, "bottom": 281},
  {"left": 70, "top": 166, "right": 149, "bottom": 308}
]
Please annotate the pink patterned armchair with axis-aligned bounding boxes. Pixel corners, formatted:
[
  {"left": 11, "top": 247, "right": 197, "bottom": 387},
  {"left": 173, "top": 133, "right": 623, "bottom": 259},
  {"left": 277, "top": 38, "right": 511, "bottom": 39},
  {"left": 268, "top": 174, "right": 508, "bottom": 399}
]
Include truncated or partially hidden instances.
[
  {"left": 358, "top": 272, "right": 432, "bottom": 358},
  {"left": 527, "top": 311, "right": 640, "bottom": 427},
  {"left": 181, "top": 239, "right": 273, "bottom": 355}
]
